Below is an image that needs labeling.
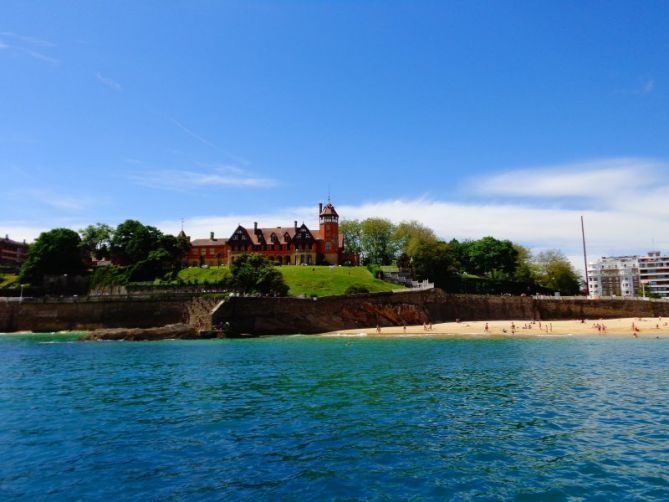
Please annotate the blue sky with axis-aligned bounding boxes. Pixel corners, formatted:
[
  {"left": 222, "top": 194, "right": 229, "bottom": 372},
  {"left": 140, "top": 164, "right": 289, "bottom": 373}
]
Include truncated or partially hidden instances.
[{"left": 2, "top": 1, "right": 669, "bottom": 269}]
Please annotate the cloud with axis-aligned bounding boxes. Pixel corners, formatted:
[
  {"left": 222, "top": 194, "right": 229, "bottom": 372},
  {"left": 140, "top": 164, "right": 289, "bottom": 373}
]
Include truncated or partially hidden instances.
[
  {"left": 0, "top": 31, "right": 59, "bottom": 65},
  {"left": 5, "top": 157, "right": 669, "bottom": 277},
  {"left": 615, "top": 77, "right": 656, "bottom": 97},
  {"left": 6, "top": 188, "right": 99, "bottom": 213},
  {"left": 168, "top": 117, "right": 251, "bottom": 165},
  {"left": 130, "top": 165, "right": 277, "bottom": 191},
  {"left": 169, "top": 118, "right": 218, "bottom": 149},
  {"left": 0, "top": 32, "right": 54, "bottom": 47},
  {"left": 95, "top": 72, "right": 121, "bottom": 91},
  {"left": 473, "top": 157, "right": 664, "bottom": 202}
]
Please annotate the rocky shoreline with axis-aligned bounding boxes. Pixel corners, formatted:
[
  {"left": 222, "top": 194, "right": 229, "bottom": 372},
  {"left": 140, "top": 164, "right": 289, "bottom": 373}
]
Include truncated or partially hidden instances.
[{"left": 80, "top": 323, "right": 204, "bottom": 342}]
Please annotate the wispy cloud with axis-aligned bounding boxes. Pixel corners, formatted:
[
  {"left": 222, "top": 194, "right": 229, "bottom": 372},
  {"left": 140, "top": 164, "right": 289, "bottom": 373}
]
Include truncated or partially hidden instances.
[
  {"left": 0, "top": 31, "right": 59, "bottom": 65},
  {"left": 95, "top": 72, "right": 121, "bottom": 91},
  {"left": 168, "top": 117, "right": 250, "bottom": 165},
  {"left": 473, "top": 158, "right": 663, "bottom": 201},
  {"left": 616, "top": 77, "right": 656, "bottom": 96},
  {"left": 130, "top": 165, "right": 277, "bottom": 191},
  {"left": 9, "top": 189, "right": 97, "bottom": 212},
  {"left": 0, "top": 32, "right": 54, "bottom": 47},
  {"left": 169, "top": 118, "right": 218, "bottom": 149}
]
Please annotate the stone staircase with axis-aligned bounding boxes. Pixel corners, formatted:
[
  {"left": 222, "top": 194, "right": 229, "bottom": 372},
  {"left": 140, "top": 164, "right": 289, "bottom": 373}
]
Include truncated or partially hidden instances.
[
  {"left": 382, "top": 269, "right": 434, "bottom": 290},
  {"left": 185, "top": 296, "right": 220, "bottom": 331}
]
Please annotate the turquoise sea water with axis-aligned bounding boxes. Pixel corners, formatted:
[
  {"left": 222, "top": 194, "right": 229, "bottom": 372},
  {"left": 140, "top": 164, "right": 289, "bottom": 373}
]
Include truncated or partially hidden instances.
[{"left": 0, "top": 334, "right": 668, "bottom": 500}]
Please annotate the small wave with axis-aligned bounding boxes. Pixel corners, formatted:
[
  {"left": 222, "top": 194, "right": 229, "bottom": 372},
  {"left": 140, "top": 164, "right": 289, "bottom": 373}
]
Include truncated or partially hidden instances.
[{"left": 323, "top": 332, "right": 368, "bottom": 337}]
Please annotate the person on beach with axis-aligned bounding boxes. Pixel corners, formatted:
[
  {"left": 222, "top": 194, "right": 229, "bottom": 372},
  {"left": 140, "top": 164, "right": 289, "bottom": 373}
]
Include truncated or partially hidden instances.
[
  {"left": 484, "top": 322, "right": 489, "bottom": 332},
  {"left": 376, "top": 324, "right": 381, "bottom": 334}
]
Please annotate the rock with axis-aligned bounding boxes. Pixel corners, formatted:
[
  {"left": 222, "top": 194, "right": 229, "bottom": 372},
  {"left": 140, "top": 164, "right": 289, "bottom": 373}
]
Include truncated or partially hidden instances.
[{"left": 80, "top": 323, "right": 199, "bottom": 341}]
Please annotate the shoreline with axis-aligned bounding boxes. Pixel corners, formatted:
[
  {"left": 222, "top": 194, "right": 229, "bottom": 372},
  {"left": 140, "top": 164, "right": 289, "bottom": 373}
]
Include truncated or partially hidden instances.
[
  {"left": 3, "top": 316, "right": 669, "bottom": 339},
  {"left": 323, "top": 317, "right": 669, "bottom": 338}
]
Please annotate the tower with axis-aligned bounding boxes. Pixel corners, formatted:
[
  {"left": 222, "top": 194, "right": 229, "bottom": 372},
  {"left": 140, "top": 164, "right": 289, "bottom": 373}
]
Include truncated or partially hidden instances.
[{"left": 319, "top": 201, "right": 339, "bottom": 265}]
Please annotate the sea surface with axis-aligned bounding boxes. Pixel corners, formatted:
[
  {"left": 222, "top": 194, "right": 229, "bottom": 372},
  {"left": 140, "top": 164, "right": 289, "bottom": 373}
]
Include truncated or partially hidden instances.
[{"left": 0, "top": 333, "right": 668, "bottom": 501}]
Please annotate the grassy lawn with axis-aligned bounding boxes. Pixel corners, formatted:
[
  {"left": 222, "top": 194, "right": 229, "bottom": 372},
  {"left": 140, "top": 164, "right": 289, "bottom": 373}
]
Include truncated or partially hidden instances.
[
  {"left": 0, "top": 274, "right": 18, "bottom": 288},
  {"left": 278, "top": 265, "right": 398, "bottom": 297},
  {"left": 172, "top": 264, "right": 398, "bottom": 296},
  {"left": 380, "top": 265, "right": 399, "bottom": 272},
  {"left": 176, "top": 266, "right": 231, "bottom": 284}
]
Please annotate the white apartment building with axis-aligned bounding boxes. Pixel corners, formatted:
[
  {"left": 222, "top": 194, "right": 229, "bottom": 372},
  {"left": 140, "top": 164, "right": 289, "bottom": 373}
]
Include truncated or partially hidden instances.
[
  {"left": 587, "top": 255, "right": 639, "bottom": 298},
  {"left": 638, "top": 251, "right": 669, "bottom": 298}
]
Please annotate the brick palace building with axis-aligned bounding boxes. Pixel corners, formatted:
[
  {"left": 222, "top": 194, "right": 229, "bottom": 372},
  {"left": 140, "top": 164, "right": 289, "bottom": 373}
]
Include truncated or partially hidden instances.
[
  {"left": 0, "top": 234, "right": 29, "bottom": 271},
  {"left": 184, "top": 202, "right": 356, "bottom": 267}
]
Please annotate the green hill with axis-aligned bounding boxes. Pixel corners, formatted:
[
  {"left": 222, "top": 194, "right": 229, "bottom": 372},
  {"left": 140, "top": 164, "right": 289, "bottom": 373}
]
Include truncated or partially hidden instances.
[
  {"left": 278, "top": 265, "right": 399, "bottom": 297},
  {"left": 170, "top": 264, "right": 399, "bottom": 297},
  {"left": 175, "top": 266, "right": 231, "bottom": 284}
]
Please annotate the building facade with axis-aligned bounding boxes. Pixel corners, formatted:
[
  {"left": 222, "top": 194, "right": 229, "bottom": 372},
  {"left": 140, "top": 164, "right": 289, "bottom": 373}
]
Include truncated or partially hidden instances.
[
  {"left": 0, "top": 235, "right": 29, "bottom": 271},
  {"left": 638, "top": 251, "right": 669, "bottom": 298},
  {"left": 185, "top": 202, "right": 355, "bottom": 267},
  {"left": 587, "top": 255, "right": 639, "bottom": 298}
]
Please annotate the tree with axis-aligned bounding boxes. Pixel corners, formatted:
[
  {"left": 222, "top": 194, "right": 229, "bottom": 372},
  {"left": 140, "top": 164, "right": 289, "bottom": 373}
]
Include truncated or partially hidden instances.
[
  {"left": 19, "top": 228, "right": 84, "bottom": 284},
  {"left": 360, "top": 218, "right": 398, "bottom": 265},
  {"left": 393, "top": 221, "right": 437, "bottom": 258},
  {"left": 339, "top": 219, "right": 362, "bottom": 257},
  {"left": 411, "top": 240, "right": 460, "bottom": 286},
  {"left": 79, "top": 223, "right": 114, "bottom": 259},
  {"left": 533, "top": 250, "right": 581, "bottom": 295},
  {"left": 513, "top": 244, "right": 536, "bottom": 284},
  {"left": 157, "top": 234, "right": 190, "bottom": 268},
  {"left": 462, "top": 236, "right": 519, "bottom": 278},
  {"left": 230, "top": 254, "right": 289, "bottom": 296},
  {"left": 110, "top": 220, "right": 163, "bottom": 265}
]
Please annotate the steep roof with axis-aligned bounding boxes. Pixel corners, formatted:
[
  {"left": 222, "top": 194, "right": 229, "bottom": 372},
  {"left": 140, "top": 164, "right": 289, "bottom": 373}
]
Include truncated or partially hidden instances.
[{"left": 319, "top": 203, "right": 338, "bottom": 216}]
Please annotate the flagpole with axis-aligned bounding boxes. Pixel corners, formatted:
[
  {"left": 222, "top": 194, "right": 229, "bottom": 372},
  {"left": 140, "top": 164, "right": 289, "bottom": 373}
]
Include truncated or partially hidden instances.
[{"left": 581, "top": 215, "right": 589, "bottom": 296}]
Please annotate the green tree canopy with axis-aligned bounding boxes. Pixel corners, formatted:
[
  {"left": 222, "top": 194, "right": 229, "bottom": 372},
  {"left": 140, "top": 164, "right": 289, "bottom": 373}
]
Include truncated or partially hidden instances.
[
  {"left": 79, "top": 223, "right": 114, "bottom": 259},
  {"left": 393, "top": 220, "right": 437, "bottom": 258},
  {"left": 19, "top": 228, "right": 84, "bottom": 284},
  {"left": 513, "top": 244, "right": 536, "bottom": 284},
  {"left": 411, "top": 240, "right": 460, "bottom": 286},
  {"left": 110, "top": 220, "right": 163, "bottom": 265},
  {"left": 231, "top": 254, "right": 289, "bottom": 296},
  {"left": 451, "top": 236, "right": 519, "bottom": 278},
  {"left": 533, "top": 250, "right": 581, "bottom": 295},
  {"left": 339, "top": 219, "right": 362, "bottom": 256},
  {"left": 360, "top": 218, "right": 398, "bottom": 265}
]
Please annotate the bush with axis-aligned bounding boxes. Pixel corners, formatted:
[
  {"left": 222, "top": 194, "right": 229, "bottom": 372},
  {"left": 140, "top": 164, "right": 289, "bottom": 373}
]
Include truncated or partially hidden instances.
[
  {"left": 345, "top": 284, "right": 370, "bottom": 295},
  {"left": 366, "top": 263, "right": 382, "bottom": 279}
]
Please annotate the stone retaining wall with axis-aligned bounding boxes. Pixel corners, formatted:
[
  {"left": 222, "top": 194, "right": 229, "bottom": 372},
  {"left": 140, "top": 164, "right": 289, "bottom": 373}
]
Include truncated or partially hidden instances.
[
  {"left": 212, "top": 290, "right": 669, "bottom": 336},
  {"left": 4, "top": 289, "right": 669, "bottom": 335},
  {"left": 0, "top": 295, "right": 193, "bottom": 332}
]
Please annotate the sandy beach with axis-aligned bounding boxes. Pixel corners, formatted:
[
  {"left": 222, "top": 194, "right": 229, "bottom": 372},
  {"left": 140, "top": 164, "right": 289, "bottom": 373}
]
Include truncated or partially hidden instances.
[{"left": 325, "top": 317, "right": 669, "bottom": 337}]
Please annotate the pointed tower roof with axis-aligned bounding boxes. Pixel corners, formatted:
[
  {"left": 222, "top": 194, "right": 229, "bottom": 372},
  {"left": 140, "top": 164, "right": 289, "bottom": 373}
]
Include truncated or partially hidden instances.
[{"left": 320, "top": 202, "right": 338, "bottom": 217}]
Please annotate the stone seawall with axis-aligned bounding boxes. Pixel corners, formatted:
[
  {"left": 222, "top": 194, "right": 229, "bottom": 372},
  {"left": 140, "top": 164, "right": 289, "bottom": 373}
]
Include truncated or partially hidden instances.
[
  {"left": 0, "top": 295, "right": 193, "bottom": 333},
  {"left": 4, "top": 289, "right": 669, "bottom": 335},
  {"left": 213, "top": 289, "right": 669, "bottom": 336}
]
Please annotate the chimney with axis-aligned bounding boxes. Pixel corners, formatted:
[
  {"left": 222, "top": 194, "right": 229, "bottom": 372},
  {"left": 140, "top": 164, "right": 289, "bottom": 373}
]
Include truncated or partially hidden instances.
[
  {"left": 254, "top": 221, "right": 258, "bottom": 232},
  {"left": 319, "top": 202, "right": 323, "bottom": 214},
  {"left": 210, "top": 231, "right": 215, "bottom": 240},
  {"left": 294, "top": 220, "right": 298, "bottom": 229}
]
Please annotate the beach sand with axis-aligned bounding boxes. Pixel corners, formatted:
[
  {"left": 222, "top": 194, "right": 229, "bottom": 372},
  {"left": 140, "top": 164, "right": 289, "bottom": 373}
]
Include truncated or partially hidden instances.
[{"left": 325, "top": 317, "right": 669, "bottom": 337}]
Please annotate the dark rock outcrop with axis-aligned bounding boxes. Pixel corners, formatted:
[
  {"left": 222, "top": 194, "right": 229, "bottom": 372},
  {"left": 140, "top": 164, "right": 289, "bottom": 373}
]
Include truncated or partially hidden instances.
[{"left": 80, "top": 323, "right": 198, "bottom": 341}]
